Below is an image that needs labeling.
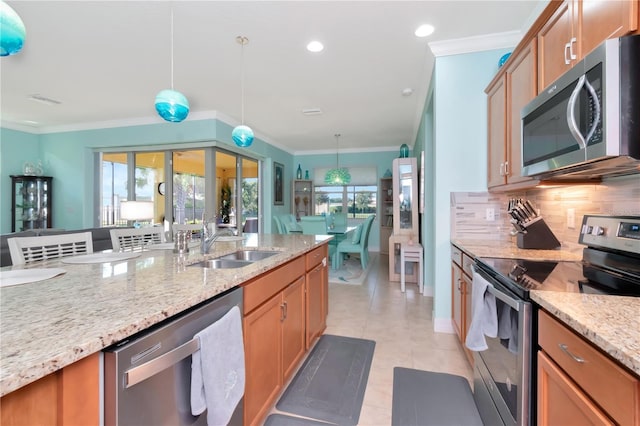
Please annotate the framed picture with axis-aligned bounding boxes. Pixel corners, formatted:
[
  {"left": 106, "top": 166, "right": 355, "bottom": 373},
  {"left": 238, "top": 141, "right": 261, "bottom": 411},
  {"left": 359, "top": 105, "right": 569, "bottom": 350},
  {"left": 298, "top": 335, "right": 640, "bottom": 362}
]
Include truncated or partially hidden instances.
[{"left": 274, "top": 162, "right": 284, "bottom": 205}]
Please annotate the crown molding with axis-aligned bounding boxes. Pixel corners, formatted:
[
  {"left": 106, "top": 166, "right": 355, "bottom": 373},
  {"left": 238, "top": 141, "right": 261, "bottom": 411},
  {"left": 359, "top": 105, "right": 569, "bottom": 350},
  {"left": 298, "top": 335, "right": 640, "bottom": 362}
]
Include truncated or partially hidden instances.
[{"left": 428, "top": 30, "right": 522, "bottom": 57}]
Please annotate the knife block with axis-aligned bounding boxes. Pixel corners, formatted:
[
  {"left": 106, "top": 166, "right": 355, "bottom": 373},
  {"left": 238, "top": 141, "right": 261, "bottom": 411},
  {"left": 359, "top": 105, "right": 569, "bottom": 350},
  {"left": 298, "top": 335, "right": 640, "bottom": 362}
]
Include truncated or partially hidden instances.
[{"left": 517, "top": 218, "right": 561, "bottom": 249}]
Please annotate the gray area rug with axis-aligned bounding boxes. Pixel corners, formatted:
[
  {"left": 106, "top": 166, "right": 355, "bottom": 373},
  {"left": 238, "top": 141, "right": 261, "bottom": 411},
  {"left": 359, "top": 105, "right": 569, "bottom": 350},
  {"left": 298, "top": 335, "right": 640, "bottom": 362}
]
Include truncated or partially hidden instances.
[
  {"left": 264, "top": 414, "right": 333, "bottom": 426},
  {"left": 276, "top": 334, "right": 376, "bottom": 425},
  {"left": 392, "top": 367, "right": 483, "bottom": 426}
]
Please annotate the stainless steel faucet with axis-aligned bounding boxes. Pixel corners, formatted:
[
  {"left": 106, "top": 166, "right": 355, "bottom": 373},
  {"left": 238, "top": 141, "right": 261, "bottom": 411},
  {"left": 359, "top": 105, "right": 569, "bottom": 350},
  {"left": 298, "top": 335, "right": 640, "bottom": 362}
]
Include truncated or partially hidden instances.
[{"left": 200, "top": 218, "right": 238, "bottom": 254}]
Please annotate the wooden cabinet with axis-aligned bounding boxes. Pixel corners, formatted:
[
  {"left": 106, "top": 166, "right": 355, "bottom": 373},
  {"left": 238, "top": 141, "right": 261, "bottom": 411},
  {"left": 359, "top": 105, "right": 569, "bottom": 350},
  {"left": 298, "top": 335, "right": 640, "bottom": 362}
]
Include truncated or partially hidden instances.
[
  {"left": 292, "top": 179, "right": 314, "bottom": 220},
  {"left": 537, "top": 310, "right": 640, "bottom": 426},
  {"left": 487, "top": 41, "right": 537, "bottom": 190},
  {"left": 243, "top": 245, "right": 329, "bottom": 426},
  {"left": 450, "top": 244, "right": 473, "bottom": 366},
  {"left": 11, "top": 175, "right": 53, "bottom": 232},
  {"left": 305, "top": 245, "right": 328, "bottom": 349},
  {"left": 379, "top": 177, "right": 393, "bottom": 255},
  {"left": 0, "top": 353, "right": 100, "bottom": 426},
  {"left": 243, "top": 257, "right": 306, "bottom": 426},
  {"left": 538, "top": 0, "right": 638, "bottom": 90}
]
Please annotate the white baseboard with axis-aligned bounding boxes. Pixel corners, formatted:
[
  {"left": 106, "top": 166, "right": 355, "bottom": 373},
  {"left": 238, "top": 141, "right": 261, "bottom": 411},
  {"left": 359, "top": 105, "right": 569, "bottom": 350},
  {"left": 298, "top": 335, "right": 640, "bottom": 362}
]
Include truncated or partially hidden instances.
[{"left": 434, "top": 317, "right": 455, "bottom": 334}]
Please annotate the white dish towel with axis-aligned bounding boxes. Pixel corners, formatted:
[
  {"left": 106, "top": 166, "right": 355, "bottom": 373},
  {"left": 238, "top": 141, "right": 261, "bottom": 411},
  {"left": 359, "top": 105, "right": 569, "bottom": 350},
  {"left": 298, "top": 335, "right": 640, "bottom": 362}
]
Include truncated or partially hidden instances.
[
  {"left": 465, "top": 271, "right": 498, "bottom": 351},
  {"left": 191, "top": 305, "right": 245, "bottom": 426}
]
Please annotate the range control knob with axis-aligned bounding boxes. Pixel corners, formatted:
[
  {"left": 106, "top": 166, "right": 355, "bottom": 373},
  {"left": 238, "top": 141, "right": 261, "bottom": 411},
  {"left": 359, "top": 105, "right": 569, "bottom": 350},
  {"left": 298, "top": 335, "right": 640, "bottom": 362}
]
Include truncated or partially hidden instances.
[{"left": 591, "top": 226, "right": 605, "bottom": 236}]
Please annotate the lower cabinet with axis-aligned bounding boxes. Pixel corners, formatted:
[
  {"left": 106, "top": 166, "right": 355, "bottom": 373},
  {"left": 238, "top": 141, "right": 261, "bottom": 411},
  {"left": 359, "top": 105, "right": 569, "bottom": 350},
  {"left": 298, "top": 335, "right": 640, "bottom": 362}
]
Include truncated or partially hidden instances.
[
  {"left": 243, "top": 244, "right": 329, "bottom": 426},
  {"left": 537, "top": 310, "right": 640, "bottom": 426},
  {"left": 451, "top": 244, "right": 474, "bottom": 366},
  {"left": 306, "top": 245, "right": 328, "bottom": 349},
  {"left": 0, "top": 353, "right": 100, "bottom": 426}
]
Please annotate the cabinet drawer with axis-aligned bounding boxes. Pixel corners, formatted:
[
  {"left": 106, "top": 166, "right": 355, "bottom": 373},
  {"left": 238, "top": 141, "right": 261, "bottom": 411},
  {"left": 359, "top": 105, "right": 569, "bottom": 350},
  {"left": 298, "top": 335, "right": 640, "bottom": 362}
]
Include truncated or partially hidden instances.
[
  {"left": 538, "top": 310, "right": 640, "bottom": 426},
  {"left": 243, "top": 257, "right": 305, "bottom": 314},
  {"left": 451, "top": 245, "right": 462, "bottom": 266},
  {"left": 462, "top": 253, "right": 474, "bottom": 278},
  {"left": 305, "top": 245, "right": 326, "bottom": 270}
]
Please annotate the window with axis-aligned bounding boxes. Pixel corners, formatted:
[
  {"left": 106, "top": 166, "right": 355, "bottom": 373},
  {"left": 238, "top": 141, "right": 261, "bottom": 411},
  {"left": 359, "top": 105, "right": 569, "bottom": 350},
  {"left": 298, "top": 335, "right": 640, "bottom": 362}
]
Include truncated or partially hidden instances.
[{"left": 314, "top": 185, "right": 377, "bottom": 219}]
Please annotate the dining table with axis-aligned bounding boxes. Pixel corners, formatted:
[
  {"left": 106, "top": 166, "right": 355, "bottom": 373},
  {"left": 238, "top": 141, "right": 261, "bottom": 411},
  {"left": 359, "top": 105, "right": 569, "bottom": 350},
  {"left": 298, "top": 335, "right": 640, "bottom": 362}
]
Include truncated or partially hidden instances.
[{"left": 326, "top": 225, "right": 357, "bottom": 269}]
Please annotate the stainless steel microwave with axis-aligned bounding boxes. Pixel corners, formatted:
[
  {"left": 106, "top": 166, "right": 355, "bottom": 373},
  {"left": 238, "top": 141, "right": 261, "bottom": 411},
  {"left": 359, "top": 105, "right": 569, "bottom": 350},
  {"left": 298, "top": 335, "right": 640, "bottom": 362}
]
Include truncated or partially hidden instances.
[{"left": 520, "top": 35, "right": 640, "bottom": 179}]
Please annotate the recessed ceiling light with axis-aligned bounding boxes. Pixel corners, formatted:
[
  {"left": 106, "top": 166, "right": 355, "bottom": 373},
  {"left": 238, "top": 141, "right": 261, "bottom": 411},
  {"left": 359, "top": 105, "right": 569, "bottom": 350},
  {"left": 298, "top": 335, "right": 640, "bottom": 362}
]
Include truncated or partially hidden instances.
[
  {"left": 415, "top": 24, "right": 435, "bottom": 38},
  {"left": 306, "top": 41, "right": 324, "bottom": 53},
  {"left": 401, "top": 88, "right": 413, "bottom": 97}
]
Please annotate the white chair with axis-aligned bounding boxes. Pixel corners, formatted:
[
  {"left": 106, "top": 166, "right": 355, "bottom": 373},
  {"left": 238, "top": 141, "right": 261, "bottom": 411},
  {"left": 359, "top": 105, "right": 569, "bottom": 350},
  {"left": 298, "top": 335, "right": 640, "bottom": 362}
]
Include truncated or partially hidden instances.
[
  {"left": 110, "top": 227, "right": 164, "bottom": 252},
  {"left": 400, "top": 242, "right": 423, "bottom": 294},
  {"left": 8, "top": 232, "right": 94, "bottom": 265}
]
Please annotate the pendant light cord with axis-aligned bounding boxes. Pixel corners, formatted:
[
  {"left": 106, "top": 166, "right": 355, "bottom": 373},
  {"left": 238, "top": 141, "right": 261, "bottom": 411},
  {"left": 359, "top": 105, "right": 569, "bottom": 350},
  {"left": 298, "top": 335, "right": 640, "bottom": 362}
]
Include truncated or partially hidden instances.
[
  {"left": 335, "top": 134, "right": 341, "bottom": 168},
  {"left": 170, "top": 7, "right": 175, "bottom": 90},
  {"left": 237, "top": 36, "right": 249, "bottom": 125}
]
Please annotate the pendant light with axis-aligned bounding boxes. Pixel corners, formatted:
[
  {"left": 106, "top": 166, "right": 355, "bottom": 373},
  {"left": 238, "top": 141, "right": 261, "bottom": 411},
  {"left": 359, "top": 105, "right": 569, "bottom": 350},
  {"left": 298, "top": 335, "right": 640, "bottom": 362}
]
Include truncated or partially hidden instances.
[
  {"left": 232, "top": 36, "right": 254, "bottom": 147},
  {"left": 324, "top": 134, "right": 351, "bottom": 185},
  {"left": 155, "top": 6, "right": 189, "bottom": 123},
  {"left": 0, "top": 1, "right": 26, "bottom": 56}
]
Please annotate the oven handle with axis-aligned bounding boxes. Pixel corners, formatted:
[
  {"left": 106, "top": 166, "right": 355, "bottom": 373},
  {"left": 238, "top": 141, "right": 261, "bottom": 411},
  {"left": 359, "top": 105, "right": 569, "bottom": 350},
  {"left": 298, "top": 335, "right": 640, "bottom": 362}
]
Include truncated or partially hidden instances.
[{"left": 485, "top": 284, "right": 521, "bottom": 310}]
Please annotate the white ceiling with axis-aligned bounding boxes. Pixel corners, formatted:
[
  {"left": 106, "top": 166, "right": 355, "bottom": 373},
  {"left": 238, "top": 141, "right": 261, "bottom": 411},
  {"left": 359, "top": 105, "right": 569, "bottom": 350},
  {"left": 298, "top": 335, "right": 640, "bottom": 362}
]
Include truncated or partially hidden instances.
[{"left": 0, "top": 1, "right": 544, "bottom": 154}]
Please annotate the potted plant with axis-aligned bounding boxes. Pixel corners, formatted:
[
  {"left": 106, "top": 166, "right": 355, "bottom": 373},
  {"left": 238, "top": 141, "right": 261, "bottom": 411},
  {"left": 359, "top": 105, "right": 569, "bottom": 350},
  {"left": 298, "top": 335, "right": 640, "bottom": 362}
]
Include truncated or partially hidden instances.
[{"left": 220, "top": 183, "right": 232, "bottom": 223}]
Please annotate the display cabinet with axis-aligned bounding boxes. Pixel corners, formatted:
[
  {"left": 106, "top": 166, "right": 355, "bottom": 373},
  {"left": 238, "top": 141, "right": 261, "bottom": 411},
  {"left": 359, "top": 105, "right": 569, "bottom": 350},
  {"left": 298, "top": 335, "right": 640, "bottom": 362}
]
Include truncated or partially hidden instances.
[
  {"left": 292, "top": 179, "right": 314, "bottom": 220},
  {"left": 11, "top": 175, "right": 53, "bottom": 232},
  {"left": 388, "top": 158, "right": 419, "bottom": 282},
  {"left": 379, "top": 177, "right": 393, "bottom": 255}
]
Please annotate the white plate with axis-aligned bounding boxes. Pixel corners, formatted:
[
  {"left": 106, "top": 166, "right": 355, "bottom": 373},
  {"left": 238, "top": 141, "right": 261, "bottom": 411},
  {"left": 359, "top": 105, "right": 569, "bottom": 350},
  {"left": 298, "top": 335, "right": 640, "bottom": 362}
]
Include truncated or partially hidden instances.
[
  {"left": 0, "top": 268, "right": 67, "bottom": 288},
  {"left": 61, "top": 252, "right": 141, "bottom": 264}
]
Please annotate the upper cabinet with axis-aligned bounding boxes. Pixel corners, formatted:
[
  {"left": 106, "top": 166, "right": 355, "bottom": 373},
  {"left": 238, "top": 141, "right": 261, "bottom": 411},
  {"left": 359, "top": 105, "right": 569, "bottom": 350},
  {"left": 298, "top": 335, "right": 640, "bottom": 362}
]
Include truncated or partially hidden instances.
[
  {"left": 11, "top": 175, "right": 53, "bottom": 232},
  {"left": 487, "top": 41, "right": 537, "bottom": 189},
  {"left": 486, "top": 0, "right": 639, "bottom": 191},
  {"left": 392, "top": 158, "right": 418, "bottom": 237},
  {"left": 538, "top": 0, "right": 638, "bottom": 90},
  {"left": 292, "top": 180, "right": 314, "bottom": 220}
]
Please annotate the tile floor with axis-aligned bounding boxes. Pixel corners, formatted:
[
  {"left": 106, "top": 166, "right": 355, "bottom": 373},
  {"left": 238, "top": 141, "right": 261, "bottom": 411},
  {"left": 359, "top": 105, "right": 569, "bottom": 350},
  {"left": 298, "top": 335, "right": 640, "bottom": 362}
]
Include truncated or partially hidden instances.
[{"left": 269, "top": 253, "right": 473, "bottom": 425}]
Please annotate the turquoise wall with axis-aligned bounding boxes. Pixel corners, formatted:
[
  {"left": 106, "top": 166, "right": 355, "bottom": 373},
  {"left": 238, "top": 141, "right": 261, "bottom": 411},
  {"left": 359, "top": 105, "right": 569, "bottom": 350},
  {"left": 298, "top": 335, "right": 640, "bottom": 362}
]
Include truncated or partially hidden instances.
[
  {"left": 294, "top": 150, "right": 399, "bottom": 250},
  {"left": 0, "top": 119, "right": 293, "bottom": 233},
  {"left": 430, "top": 48, "right": 511, "bottom": 329},
  {"left": 0, "top": 128, "right": 41, "bottom": 232}
]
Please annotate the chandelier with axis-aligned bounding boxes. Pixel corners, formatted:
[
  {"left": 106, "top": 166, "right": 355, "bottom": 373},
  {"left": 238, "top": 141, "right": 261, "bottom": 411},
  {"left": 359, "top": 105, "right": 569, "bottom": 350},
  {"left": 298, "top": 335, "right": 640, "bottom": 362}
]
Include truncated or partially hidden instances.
[{"left": 324, "top": 134, "right": 351, "bottom": 185}]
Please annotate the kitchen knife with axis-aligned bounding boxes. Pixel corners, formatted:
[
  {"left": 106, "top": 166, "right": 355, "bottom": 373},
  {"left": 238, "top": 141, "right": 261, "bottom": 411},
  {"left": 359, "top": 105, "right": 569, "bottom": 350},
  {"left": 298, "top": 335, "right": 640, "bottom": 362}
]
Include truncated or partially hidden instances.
[
  {"left": 524, "top": 200, "right": 538, "bottom": 217},
  {"left": 516, "top": 204, "right": 531, "bottom": 222}
]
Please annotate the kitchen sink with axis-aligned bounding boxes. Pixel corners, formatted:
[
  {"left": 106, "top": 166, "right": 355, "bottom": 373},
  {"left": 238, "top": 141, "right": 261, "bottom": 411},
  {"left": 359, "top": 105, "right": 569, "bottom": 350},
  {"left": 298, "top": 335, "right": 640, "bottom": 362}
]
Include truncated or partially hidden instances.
[
  {"left": 190, "top": 259, "right": 253, "bottom": 269},
  {"left": 217, "top": 250, "right": 279, "bottom": 262}
]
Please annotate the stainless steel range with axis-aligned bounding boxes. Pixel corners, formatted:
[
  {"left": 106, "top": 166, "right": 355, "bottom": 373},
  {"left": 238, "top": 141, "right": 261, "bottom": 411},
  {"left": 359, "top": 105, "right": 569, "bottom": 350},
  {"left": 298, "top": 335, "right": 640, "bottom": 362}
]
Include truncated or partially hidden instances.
[{"left": 471, "top": 215, "right": 640, "bottom": 426}]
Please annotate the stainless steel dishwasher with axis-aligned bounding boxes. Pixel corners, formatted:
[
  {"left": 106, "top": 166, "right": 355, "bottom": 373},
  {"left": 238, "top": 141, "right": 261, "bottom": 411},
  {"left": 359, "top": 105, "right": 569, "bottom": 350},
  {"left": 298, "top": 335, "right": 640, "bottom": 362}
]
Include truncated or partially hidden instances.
[{"left": 104, "top": 287, "right": 243, "bottom": 426}]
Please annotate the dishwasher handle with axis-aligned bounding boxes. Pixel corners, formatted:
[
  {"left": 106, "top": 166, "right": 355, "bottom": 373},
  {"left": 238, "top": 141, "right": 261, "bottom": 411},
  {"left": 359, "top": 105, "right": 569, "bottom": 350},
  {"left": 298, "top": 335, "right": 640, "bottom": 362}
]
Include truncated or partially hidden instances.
[{"left": 125, "top": 337, "right": 200, "bottom": 388}]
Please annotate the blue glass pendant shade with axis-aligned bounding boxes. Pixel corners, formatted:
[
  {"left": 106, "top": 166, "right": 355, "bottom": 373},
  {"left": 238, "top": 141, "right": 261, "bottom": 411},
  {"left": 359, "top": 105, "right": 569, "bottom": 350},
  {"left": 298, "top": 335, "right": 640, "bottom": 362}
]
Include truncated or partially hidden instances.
[
  {"left": 155, "top": 89, "right": 190, "bottom": 122},
  {"left": 0, "top": 1, "right": 26, "bottom": 56},
  {"left": 232, "top": 125, "right": 254, "bottom": 147}
]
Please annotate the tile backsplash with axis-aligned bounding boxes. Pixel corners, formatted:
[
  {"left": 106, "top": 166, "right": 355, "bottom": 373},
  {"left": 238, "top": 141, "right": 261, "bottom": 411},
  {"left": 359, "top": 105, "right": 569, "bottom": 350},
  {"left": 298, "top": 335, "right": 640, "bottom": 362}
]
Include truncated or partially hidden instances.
[{"left": 451, "top": 175, "right": 640, "bottom": 252}]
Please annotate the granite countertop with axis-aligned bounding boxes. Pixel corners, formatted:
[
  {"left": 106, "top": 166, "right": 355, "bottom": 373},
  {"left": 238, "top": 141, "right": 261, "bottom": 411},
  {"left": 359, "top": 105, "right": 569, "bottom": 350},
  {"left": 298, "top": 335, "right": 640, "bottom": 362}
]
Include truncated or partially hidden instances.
[
  {"left": 452, "top": 239, "right": 640, "bottom": 377},
  {"left": 0, "top": 233, "right": 332, "bottom": 397}
]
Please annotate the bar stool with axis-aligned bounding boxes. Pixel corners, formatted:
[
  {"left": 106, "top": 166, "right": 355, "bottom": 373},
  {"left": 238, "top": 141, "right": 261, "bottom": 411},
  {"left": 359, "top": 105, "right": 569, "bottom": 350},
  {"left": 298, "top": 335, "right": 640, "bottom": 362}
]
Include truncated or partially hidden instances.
[{"left": 400, "top": 242, "right": 423, "bottom": 294}]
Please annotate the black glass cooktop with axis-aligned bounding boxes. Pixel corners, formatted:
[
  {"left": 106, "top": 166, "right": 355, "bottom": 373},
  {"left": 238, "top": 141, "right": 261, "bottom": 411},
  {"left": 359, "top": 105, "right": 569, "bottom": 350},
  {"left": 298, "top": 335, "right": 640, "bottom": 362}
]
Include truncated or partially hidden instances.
[{"left": 475, "top": 256, "right": 640, "bottom": 300}]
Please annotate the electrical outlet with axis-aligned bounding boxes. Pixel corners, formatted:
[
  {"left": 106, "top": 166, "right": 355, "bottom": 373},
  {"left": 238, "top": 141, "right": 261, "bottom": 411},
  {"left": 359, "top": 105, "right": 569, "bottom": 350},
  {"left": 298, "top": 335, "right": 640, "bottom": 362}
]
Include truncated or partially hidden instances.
[
  {"left": 567, "top": 208, "right": 576, "bottom": 229},
  {"left": 486, "top": 208, "right": 495, "bottom": 222}
]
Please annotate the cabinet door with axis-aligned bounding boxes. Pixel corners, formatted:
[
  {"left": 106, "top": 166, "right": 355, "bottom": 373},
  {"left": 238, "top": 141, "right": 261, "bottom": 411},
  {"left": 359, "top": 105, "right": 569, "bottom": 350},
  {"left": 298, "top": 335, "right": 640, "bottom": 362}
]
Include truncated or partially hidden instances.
[
  {"left": 392, "top": 158, "right": 418, "bottom": 237},
  {"left": 580, "top": 0, "right": 638, "bottom": 57},
  {"left": 292, "top": 180, "right": 314, "bottom": 220},
  {"left": 506, "top": 40, "right": 537, "bottom": 185},
  {"left": 243, "top": 294, "right": 283, "bottom": 426},
  {"left": 538, "top": 0, "right": 576, "bottom": 90},
  {"left": 487, "top": 75, "right": 507, "bottom": 188},
  {"left": 451, "top": 263, "right": 463, "bottom": 340},
  {"left": 462, "top": 274, "right": 473, "bottom": 366},
  {"left": 283, "top": 277, "right": 306, "bottom": 381},
  {"left": 306, "top": 263, "right": 324, "bottom": 349},
  {"left": 537, "top": 351, "right": 614, "bottom": 426}
]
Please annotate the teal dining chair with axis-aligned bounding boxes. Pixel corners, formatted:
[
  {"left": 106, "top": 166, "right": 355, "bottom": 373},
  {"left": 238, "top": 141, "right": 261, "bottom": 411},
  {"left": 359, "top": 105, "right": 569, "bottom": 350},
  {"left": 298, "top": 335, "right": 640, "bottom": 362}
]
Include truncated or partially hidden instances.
[
  {"left": 273, "top": 215, "right": 286, "bottom": 234},
  {"left": 335, "top": 214, "right": 375, "bottom": 270},
  {"left": 300, "top": 216, "right": 328, "bottom": 235}
]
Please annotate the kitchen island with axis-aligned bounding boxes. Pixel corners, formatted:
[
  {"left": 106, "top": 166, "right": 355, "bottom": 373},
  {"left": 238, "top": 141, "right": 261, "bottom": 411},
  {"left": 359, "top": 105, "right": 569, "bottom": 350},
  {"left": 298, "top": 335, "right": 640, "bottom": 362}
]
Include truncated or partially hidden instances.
[{"left": 0, "top": 233, "right": 332, "bottom": 398}]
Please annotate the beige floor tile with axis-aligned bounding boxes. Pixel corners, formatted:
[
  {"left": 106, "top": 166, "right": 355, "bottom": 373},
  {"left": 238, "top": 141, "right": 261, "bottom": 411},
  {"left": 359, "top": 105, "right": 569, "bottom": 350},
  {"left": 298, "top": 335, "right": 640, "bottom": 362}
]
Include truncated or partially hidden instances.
[{"left": 265, "top": 253, "right": 473, "bottom": 425}]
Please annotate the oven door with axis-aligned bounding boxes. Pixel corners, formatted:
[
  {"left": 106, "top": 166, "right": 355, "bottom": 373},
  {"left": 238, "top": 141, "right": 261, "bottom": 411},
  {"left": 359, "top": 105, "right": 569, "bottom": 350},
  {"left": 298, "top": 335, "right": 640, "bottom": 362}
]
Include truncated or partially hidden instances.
[{"left": 472, "top": 269, "right": 532, "bottom": 426}]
